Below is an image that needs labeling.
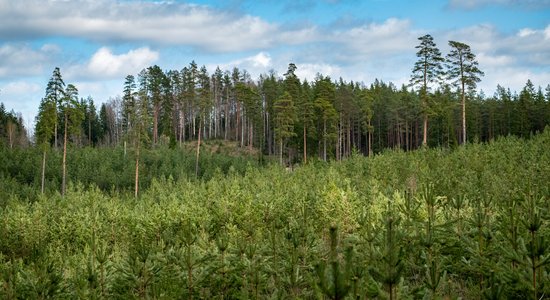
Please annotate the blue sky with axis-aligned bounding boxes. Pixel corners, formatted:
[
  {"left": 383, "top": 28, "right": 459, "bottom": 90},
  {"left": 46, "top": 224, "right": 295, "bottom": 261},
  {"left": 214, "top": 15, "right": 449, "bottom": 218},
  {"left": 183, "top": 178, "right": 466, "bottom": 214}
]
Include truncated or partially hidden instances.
[{"left": 1, "top": 0, "right": 549, "bottom": 131}]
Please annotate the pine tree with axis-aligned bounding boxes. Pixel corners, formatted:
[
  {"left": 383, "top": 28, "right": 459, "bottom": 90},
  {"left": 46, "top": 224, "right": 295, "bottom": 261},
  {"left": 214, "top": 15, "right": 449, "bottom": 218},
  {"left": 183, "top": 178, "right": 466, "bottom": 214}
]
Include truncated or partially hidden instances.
[
  {"left": 410, "top": 34, "right": 444, "bottom": 147},
  {"left": 45, "top": 67, "right": 66, "bottom": 148},
  {"left": 315, "top": 226, "right": 353, "bottom": 300},
  {"left": 122, "top": 75, "right": 137, "bottom": 136},
  {"left": 446, "top": 41, "right": 484, "bottom": 144},
  {"left": 370, "top": 206, "right": 405, "bottom": 300},
  {"left": 35, "top": 68, "right": 65, "bottom": 193},
  {"left": 195, "top": 65, "right": 211, "bottom": 176}
]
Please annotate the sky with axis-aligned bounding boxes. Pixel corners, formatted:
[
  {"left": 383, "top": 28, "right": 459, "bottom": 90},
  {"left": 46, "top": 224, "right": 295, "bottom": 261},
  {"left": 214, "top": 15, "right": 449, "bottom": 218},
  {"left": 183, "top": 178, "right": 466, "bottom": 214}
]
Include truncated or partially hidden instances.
[{"left": 1, "top": 0, "right": 549, "bottom": 131}]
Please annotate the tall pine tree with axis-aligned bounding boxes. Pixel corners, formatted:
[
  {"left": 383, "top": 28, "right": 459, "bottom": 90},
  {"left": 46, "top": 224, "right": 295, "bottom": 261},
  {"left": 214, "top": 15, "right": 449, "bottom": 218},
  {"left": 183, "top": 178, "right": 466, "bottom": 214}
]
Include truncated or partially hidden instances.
[
  {"left": 446, "top": 41, "right": 484, "bottom": 144},
  {"left": 410, "top": 34, "right": 444, "bottom": 147}
]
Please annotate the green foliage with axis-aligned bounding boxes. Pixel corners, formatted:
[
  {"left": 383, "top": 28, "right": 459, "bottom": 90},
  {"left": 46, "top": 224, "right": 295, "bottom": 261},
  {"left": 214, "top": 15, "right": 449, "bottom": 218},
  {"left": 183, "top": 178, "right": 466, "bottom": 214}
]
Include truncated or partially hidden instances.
[
  {"left": 315, "top": 226, "right": 354, "bottom": 300},
  {"left": 0, "top": 129, "right": 549, "bottom": 298}
]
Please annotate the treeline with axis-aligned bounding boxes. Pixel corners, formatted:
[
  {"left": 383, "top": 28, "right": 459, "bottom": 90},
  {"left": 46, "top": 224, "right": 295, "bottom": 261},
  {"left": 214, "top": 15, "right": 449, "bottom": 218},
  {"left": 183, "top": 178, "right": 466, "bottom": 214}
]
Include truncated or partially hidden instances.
[
  {"left": 30, "top": 65, "right": 550, "bottom": 163},
  {"left": 1, "top": 36, "right": 548, "bottom": 164}
]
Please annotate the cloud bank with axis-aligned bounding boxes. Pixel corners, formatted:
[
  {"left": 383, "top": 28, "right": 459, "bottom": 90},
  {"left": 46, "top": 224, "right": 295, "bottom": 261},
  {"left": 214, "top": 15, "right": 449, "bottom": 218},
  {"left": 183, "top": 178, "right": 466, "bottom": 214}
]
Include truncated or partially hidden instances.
[{"left": 447, "top": 0, "right": 550, "bottom": 10}]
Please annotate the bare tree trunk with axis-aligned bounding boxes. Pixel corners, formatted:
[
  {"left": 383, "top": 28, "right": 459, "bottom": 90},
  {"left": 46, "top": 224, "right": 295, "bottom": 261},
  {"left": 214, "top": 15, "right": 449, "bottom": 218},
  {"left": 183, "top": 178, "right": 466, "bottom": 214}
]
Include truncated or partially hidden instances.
[
  {"left": 135, "top": 137, "right": 140, "bottom": 198},
  {"left": 241, "top": 111, "right": 245, "bottom": 147},
  {"left": 236, "top": 101, "right": 240, "bottom": 142},
  {"left": 153, "top": 104, "right": 159, "bottom": 144},
  {"left": 88, "top": 118, "right": 91, "bottom": 146},
  {"left": 179, "top": 109, "right": 184, "bottom": 146},
  {"left": 423, "top": 111, "right": 428, "bottom": 147},
  {"left": 224, "top": 92, "right": 229, "bottom": 140},
  {"left": 279, "top": 139, "right": 283, "bottom": 166},
  {"left": 182, "top": 110, "right": 186, "bottom": 143},
  {"left": 195, "top": 120, "right": 202, "bottom": 177},
  {"left": 368, "top": 129, "right": 372, "bottom": 157},
  {"left": 266, "top": 112, "right": 272, "bottom": 155},
  {"left": 54, "top": 122, "right": 58, "bottom": 150},
  {"left": 62, "top": 113, "right": 68, "bottom": 196},
  {"left": 7, "top": 121, "right": 15, "bottom": 149},
  {"left": 248, "top": 121, "right": 253, "bottom": 151},
  {"left": 461, "top": 81, "right": 466, "bottom": 144},
  {"left": 347, "top": 118, "right": 351, "bottom": 156},
  {"left": 336, "top": 120, "right": 340, "bottom": 161}
]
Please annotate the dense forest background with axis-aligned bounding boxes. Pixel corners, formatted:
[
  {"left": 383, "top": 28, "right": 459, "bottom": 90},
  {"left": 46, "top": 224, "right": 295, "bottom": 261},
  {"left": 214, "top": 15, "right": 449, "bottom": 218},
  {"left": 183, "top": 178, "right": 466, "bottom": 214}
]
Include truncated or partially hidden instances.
[{"left": 2, "top": 61, "right": 550, "bottom": 159}]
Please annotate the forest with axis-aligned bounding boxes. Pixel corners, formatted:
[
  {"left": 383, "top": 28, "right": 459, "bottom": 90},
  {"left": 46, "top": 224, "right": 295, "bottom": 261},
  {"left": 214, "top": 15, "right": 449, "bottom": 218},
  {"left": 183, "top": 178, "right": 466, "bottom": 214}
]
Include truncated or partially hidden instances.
[{"left": 0, "top": 36, "right": 549, "bottom": 299}]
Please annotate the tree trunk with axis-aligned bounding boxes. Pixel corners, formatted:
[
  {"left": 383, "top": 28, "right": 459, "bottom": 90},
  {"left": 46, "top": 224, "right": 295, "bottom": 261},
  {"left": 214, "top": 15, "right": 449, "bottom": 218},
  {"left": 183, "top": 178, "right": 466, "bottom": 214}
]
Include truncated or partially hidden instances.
[
  {"left": 153, "top": 104, "right": 159, "bottom": 144},
  {"left": 224, "top": 92, "right": 229, "bottom": 140},
  {"left": 62, "top": 113, "right": 68, "bottom": 196},
  {"left": 236, "top": 101, "right": 240, "bottom": 142},
  {"left": 7, "top": 121, "right": 15, "bottom": 149},
  {"left": 461, "top": 81, "right": 466, "bottom": 144},
  {"left": 54, "top": 122, "right": 58, "bottom": 149},
  {"left": 195, "top": 120, "right": 202, "bottom": 177},
  {"left": 423, "top": 111, "right": 428, "bottom": 147},
  {"left": 135, "top": 133, "right": 140, "bottom": 198},
  {"left": 279, "top": 139, "right": 283, "bottom": 166},
  {"left": 248, "top": 122, "right": 253, "bottom": 152},
  {"left": 179, "top": 109, "right": 184, "bottom": 146},
  {"left": 88, "top": 118, "right": 91, "bottom": 146}
]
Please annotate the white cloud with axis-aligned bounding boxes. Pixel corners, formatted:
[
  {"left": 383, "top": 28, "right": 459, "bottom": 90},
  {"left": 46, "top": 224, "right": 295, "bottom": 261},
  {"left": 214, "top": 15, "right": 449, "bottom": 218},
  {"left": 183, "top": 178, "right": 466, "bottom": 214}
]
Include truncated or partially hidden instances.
[
  {"left": 66, "top": 47, "right": 159, "bottom": 80},
  {"left": 435, "top": 24, "right": 550, "bottom": 93},
  {"left": 209, "top": 52, "right": 273, "bottom": 79},
  {"left": 443, "top": 24, "right": 550, "bottom": 67},
  {"left": 249, "top": 52, "right": 272, "bottom": 68},
  {"left": 87, "top": 47, "right": 159, "bottom": 78},
  {"left": 40, "top": 43, "right": 61, "bottom": 53},
  {"left": 443, "top": 24, "right": 498, "bottom": 53},
  {"left": 478, "top": 67, "right": 550, "bottom": 95},
  {"left": 0, "top": 44, "right": 55, "bottom": 78},
  {"left": 477, "top": 52, "right": 515, "bottom": 67},
  {"left": 1, "top": 81, "right": 41, "bottom": 95},
  {"left": 331, "top": 18, "right": 416, "bottom": 59},
  {"left": 295, "top": 63, "right": 342, "bottom": 81},
  {"left": 0, "top": 0, "right": 296, "bottom": 52},
  {"left": 0, "top": 80, "right": 43, "bottom": 127},
  {"left": 447, "top": 0, "right": 550, "bottom": 10},
  {"left": 72, "top": 80, "right": 123, "bottom": 103},
  {"left": 518, "top": 28, "right": 536, "bottom": 37}
]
